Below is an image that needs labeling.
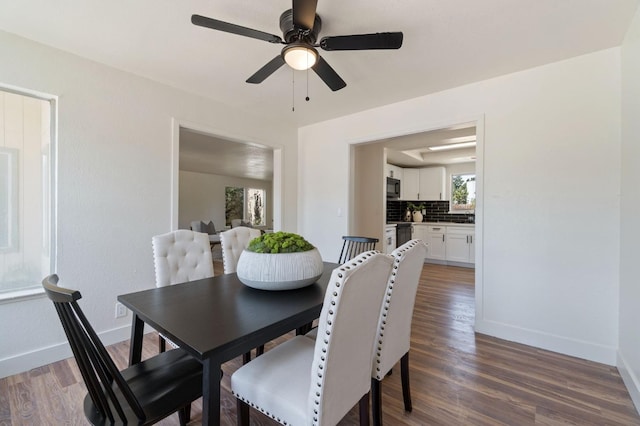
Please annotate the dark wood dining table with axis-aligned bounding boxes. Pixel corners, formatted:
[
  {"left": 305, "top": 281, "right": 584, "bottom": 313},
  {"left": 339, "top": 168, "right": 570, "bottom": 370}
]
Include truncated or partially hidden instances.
[{"left": 117, "top": 261, "right": 338, "bottom": 426}]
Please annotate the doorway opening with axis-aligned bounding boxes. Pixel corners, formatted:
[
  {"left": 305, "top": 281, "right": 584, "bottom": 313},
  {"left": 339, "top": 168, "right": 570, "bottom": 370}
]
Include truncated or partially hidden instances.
[
  {"left": 170, "top": 119, "right": 283, "bottom": 236},
  {"left": 350, "top": 116, "right": 484, "bottom": 329}
]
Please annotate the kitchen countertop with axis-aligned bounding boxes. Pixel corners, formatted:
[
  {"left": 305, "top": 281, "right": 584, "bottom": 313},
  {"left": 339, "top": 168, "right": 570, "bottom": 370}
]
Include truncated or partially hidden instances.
[
  {"left": 387, "top": 221, "right": 475, "bottom": 228},
  {"left": 423, "top": 222, "right": 475, "bottom": 227}
]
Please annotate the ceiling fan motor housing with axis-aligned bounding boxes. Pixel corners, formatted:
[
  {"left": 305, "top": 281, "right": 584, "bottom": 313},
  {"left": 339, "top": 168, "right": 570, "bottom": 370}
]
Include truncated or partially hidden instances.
[{"left": 279, "top": 9, "right": 322, "bottom": 44}]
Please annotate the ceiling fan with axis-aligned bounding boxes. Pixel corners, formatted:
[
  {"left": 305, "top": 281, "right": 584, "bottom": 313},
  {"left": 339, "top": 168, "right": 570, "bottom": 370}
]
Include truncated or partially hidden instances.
[{"left": 191, "top": 0, "right": 403, "bottom": 92}]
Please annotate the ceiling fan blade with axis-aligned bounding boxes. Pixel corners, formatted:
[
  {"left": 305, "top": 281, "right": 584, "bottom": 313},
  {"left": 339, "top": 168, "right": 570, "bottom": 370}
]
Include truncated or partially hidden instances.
[
  {"left": 246, "top": 56, "right": 286, "bottom": 84},
  {"left": 312, "top": 56, "right": 346, "bottom": 91},
  {"left": 191, "top": 14, "right": 283, "bottom": 44},
  {"left": 292, "top": 0, "right": 318, "bottom": 30},
  {"left": 320, "top": 32, "right": 403, "bottom": 51}
]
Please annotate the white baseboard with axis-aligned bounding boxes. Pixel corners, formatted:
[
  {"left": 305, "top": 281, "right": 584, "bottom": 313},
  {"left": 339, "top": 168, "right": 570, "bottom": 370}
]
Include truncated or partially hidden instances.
[
  {"left": 0, "top": 325, "right": 133, "bottom": 379},
  {"left": 424, "top": 258, "right": 474, "bottom": 268},
  {"left": 618, "top": 351, "right": 640, "bottom": 415},
  {"left": 475, "top": 319, "right": 617, "bottom": 365}
]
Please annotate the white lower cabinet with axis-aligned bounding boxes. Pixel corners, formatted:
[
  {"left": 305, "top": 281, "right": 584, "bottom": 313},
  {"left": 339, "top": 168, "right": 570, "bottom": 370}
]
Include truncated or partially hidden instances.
[
  {"left": 412, "top": 223, "right": 475, "bottom": 266},
  {"left": 445, "top": 227, "right": 475, "bottom": 264},
  {"left": 411, "top": 224, "right": 427, "bottom": 240},
  {"left": 426, "top": 225, "right": 446, "bottom": 261}
]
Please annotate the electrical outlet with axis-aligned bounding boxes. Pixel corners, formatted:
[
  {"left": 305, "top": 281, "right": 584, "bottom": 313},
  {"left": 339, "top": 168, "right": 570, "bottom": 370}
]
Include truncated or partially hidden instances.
[{"left": 115, "top": 302, "right": 127, "bottom": 318}]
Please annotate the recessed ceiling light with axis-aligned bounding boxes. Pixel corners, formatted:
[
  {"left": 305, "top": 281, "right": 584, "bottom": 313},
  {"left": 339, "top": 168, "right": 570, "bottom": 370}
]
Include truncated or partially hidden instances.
[
  {"left": 428, "top": 141, "right": 477, "bottom": 151},
  {"left": 443, "top": 135, "right": 476, "bottom": 143}
]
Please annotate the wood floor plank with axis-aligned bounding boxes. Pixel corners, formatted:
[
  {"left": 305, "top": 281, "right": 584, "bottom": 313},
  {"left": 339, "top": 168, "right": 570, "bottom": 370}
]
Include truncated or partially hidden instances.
[
  {"left": 0, "top": 375, "right": 11, "bottom": 423},
  {"left": 1, "top": 262, "right": 639, "bottom": 425}
]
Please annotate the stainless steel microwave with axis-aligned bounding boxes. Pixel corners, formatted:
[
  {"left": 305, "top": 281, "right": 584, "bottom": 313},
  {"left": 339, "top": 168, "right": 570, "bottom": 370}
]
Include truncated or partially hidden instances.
[{"left": 387, "top": 177, "right": 401, "bottom": 199}]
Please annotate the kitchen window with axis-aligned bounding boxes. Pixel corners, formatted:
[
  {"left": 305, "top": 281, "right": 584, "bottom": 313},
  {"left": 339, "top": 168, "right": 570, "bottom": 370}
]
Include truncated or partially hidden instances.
[{"left": 450, "top": 173, "right": 476, "bottom": 212}]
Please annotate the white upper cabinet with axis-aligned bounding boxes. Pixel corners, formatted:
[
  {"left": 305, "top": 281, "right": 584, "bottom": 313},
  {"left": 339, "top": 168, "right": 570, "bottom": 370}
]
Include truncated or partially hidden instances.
[
  {"left": 402, "top": 169, "right": 419, "bottom": 200},
  {"left": 385, "top": 163, "right": 403, "bottom": 181},
  {"left": 395, "top": 166, "right": 445, "bottom": 201},
  {"left": 418, "top": 167, "right": 445, "bottom": 200}
]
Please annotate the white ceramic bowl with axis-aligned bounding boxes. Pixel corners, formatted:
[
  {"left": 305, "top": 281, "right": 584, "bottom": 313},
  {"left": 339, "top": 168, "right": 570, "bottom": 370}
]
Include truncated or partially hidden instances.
[{"left": 236, "top": 248, "right": 324, "bottom": 291}]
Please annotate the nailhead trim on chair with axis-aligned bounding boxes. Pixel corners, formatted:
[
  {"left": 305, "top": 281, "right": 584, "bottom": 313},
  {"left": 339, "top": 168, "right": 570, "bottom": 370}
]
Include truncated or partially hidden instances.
[
  {"left": 311, "top": 251, "right": 376, "bottom": 426},
  {"left": 232, "top": 391, "right": 290, "bottom": 425},
  {"left": 374, "top": 240, "right": 419, "bottom": 380},
  {"left": 232, "top": 250, "right": 380, "bottom": 426}
]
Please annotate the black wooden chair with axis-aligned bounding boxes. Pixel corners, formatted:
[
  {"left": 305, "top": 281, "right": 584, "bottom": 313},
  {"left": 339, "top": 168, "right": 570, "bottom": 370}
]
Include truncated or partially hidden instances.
[
  {"left": 338, "top": 235, "right": 380, "bottom": 264},
  {"left": 42, "top": 274, "right": 203, "bottom": 425}
]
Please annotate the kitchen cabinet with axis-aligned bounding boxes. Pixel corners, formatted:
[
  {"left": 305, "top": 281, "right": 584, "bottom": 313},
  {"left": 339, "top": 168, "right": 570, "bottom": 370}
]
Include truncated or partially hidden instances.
[
  {"left": 411, "top": 223, "right": 429, "bottom": 242},
  {"left": 402, "top": 168, "right": 419, "bottom": 200},
  {"left": 384, "top": 225, "right": 397, "bottom": 254},
  {"left": 425, "top": 225, "right": 446, "bottom": 261},
  {"left": 401, "top": 167, "right": 445, "bottom": 200},
  {"left": 418, "top": 167, "right": 446, "bottom": 200},
  {"left": 385, "top": 163, "right": 403, "bottom": 181},
  {"left": 417, "top": 223, "right": 475, "bottom": 266},
  {"left": 445, "top": 227, "right": 475, "bottom": 263}
]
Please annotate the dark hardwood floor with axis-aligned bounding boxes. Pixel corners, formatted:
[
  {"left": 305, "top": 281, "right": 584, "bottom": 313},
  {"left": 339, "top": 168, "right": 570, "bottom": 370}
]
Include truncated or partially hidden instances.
[{"left": 1, "top": 263, "right": 638, "bottom": 425}]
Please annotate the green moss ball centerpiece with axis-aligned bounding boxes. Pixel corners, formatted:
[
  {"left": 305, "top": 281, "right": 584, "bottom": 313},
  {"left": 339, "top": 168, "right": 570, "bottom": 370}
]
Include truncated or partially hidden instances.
[{"left": 236, "top": 232, "right": 324, "bottom": 291}]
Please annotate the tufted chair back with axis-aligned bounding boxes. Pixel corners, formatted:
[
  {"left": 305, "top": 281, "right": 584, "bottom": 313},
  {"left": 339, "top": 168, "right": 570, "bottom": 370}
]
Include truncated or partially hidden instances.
[
  {"left": 152, "top": 230, "right": 214, "bottom": 287},
  {"left": 310, "top": 251, "right": 394, "bottom": 425},
  {"left": 372, "top": 239, "right": 427, "bottom": 379},
  {"left": 219, "top": 226, "right": 261, "bottom": 274}
]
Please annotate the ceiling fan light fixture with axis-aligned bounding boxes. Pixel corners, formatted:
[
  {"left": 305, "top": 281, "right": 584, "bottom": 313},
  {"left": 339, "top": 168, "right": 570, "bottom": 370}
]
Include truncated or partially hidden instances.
[{"left": 282, "top": 43, "right": 318, "bottom": 70}]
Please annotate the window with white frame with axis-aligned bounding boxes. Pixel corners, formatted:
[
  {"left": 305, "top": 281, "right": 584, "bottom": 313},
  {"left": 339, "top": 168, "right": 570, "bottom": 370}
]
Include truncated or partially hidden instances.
[
  {"left": 0, "top": 88, "right": 56, "bottom": 299},
  {"left": 246, "top": 188, "right": 265, "bottom": 226},
  {"left": 225, "top": 186, "right": 266, "bottom": 226},
  {"left": 450, "top": 173, "right": 476, "bottom": 212}
]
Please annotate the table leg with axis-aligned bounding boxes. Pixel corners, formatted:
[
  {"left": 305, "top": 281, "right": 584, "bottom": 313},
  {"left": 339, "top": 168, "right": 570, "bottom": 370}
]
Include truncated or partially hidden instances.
[
  {"left": 202, "top": 357, "right": 222, "bottom": 426},
  {"left": 128, "top": 313, "right": 144, "bottom": 366}
]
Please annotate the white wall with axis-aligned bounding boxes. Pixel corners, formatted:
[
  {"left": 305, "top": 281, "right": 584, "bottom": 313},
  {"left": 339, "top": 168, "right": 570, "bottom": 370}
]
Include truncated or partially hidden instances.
[
  {"left": 178, "top": 170, "right": 273, "bottom": 230},
  {"left": 0, "top": 30, "right": 297, "bottom": 377},
  {"left": 299, "top": 48, "right": 621, "bottom": 365},
  {"left": 353, "top": 143, "right": 385, "bottom": 245},
  {"left": 619, "top": 5, "right": 640, "bottom": 412}
]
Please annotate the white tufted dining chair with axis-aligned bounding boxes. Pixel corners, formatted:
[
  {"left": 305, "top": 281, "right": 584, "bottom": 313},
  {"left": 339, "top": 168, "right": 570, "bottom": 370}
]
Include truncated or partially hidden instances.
[
  {"left": 370, "top": 239, "right": 428, "bottom": 426},
  {"left": 220, "top": 226, "right": 261, "bottom": 274},
  {"left": 152, "top": 229, "right": 214, "bottom": 351},
  {"left": 231, "top": 251, "right": 394, "bottom": 426}
]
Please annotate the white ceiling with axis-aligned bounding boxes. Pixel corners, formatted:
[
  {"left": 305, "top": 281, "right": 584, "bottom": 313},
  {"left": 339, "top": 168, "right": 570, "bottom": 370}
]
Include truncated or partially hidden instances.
[
  {"left": 382, "top": 124, "right": 477, "bottom": 167},
  {"left": 2, "top": 0, "right": 637, "bottom": 178},
  {"left": 180, "top": 128, "right": 274, "bottom": 180}
]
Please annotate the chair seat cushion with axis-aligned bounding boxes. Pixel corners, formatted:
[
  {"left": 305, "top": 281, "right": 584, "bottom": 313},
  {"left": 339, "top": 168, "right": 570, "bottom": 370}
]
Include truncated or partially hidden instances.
[{"left": 231, "top": 336, "right": 315, "bottom": 425}]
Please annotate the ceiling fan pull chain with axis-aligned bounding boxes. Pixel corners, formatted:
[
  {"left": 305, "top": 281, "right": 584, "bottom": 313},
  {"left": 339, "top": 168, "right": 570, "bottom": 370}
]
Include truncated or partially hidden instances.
[
  {"left": 306, "top": 66, "right": 310, "bottom": 102},
  {"left": 292, "top": 68, "right": 296, "bottom": 112}
]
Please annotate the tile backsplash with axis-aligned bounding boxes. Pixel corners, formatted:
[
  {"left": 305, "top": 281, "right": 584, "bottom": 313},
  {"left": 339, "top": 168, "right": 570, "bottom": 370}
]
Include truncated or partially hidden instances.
[{"left": 387, "top": 200, "right": 474, "bottom": 224}]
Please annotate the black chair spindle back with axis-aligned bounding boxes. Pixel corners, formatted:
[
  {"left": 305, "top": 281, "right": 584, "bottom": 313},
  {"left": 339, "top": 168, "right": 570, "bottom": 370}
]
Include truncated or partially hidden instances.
[
  {"left": 338, "top": 236, "right": 379, "bottom": 264},
  {"left": 43, "top": 275, "right": 145, "bottom": 423}
]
